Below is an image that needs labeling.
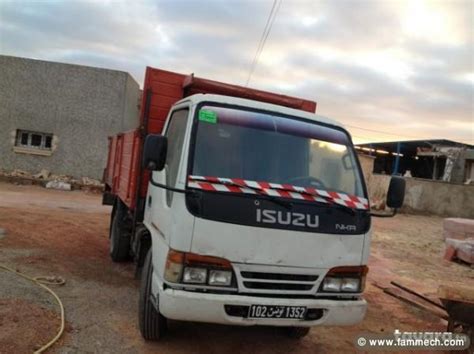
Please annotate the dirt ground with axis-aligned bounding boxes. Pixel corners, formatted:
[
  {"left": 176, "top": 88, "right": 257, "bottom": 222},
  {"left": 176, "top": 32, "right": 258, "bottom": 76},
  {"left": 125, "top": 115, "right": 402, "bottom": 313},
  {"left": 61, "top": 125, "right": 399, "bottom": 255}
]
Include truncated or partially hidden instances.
[{"left": 0, "top": 182, "right": 473, "bottom": 354}]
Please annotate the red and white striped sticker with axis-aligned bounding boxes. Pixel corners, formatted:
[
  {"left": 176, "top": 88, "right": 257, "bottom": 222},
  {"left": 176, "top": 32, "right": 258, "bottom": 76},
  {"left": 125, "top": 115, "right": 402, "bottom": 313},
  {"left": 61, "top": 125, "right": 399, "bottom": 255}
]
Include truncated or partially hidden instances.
[{"left": 188, "top": 175, "right": 369, "bottom": 210}]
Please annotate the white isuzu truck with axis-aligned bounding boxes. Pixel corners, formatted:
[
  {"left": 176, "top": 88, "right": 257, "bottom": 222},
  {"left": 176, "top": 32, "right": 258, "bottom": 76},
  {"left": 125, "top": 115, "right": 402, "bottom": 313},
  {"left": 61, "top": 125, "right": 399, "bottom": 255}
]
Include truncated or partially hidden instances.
[{"left": 103, "top": 67, "right": 405, "bottom": 340}]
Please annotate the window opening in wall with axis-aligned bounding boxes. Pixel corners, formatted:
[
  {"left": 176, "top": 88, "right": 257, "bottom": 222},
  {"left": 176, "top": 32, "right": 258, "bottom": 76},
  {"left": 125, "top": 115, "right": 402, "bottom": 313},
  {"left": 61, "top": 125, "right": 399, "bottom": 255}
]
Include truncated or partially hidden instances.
[
  {"left": 20, "top": 132, "right": 29, "bottom": 145},
  {"left": 31, "top": 134, "right": 42, "bottom": 147},
  {"left": 15, "top": 129, "right": 54, "bottom": 151},
  {"left": 45, "top": 136, "right": 53, "bottom": 149}
]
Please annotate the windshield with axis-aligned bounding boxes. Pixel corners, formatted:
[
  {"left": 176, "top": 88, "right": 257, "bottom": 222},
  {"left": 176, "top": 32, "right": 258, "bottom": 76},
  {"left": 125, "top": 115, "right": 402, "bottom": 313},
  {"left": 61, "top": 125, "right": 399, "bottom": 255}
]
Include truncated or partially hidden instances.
[{"left": 191, "top": 105, "right": 365, "bottom": 198}]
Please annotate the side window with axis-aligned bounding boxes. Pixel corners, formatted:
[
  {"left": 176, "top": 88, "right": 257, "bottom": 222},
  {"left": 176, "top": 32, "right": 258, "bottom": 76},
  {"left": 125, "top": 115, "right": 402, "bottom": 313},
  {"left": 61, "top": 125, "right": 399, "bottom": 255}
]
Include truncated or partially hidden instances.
[{"left": 165, "top": 109, "right": 189, "bottom": 207}]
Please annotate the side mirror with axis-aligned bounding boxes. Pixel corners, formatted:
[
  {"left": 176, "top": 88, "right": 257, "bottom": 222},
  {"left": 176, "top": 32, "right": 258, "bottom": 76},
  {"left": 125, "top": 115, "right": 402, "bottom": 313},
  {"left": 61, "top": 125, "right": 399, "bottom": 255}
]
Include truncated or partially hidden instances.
[
  {"left": 142, "top": 134, "right": 167, "bottom": 171},
  {"left": 386, "top": 176, "right": 405, "bottom": 209}
]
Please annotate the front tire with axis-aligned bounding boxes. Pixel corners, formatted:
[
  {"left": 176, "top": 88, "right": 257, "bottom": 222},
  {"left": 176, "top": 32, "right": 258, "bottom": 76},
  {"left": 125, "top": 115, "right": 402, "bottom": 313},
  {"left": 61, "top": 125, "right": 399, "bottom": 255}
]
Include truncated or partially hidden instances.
[
  {"left": 109, "top": 199, "right": 131, "bottom": 262},
  {"left": 139, "top": 249, "right": 167, "bottom": 340}
]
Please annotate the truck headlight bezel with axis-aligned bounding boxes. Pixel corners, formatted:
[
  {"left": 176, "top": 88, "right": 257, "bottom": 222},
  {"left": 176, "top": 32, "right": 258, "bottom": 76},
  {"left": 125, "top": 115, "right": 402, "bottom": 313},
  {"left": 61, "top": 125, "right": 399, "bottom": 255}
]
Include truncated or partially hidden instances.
[
  {"left": 319, "top": 265, "right": 368, "bottom": 293},
  {"left": 182, "top": 267, "right": 208, "bottom": 284},
  {"left": 164, "top": 249, "right": 235, "bottom": 287},
  {"left": 208, "top": 270, "right": 233, "bottom": 286},
  {"left": 340, "top": 277, "right": 361, "bottom": 292},
  {"left": 321, "top": 277, "right": 343, "bottom": 292}
]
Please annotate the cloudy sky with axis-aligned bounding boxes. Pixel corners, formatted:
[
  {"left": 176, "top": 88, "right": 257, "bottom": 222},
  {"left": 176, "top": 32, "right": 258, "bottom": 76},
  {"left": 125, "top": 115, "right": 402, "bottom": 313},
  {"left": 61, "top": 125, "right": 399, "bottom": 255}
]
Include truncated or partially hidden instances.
[{"left": 1, "top": 0, "right": 472, "bottom": 144}]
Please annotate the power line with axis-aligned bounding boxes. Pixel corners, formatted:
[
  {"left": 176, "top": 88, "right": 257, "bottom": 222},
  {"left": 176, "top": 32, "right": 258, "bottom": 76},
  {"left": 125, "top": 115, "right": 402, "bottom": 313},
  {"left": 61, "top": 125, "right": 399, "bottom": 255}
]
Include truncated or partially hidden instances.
[
  {"left": 344, "top": 124, "right": 421, "bottom": 139},
  {"left": 243, "top": 2, "right": 472, "bottom": 144},
  {"left": 245, "top": 0, "right": 282, "bottom": 87},
  {"left": 245, "top": 0, "right": 277, "bottom": 86}
]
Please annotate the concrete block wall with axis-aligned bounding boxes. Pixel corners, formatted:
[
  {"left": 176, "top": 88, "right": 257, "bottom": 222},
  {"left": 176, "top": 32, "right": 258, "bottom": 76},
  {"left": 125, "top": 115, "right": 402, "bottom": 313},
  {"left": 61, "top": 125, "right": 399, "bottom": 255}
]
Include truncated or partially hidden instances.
[
  {"left": 0, "top": 55, "right": 140, "bottom": 179},
  {"left": 368, "top": 174, "right": 474, "bottom": 218},
  {"left": 357, "top": 153, "right": 375, "bottom": 187}
]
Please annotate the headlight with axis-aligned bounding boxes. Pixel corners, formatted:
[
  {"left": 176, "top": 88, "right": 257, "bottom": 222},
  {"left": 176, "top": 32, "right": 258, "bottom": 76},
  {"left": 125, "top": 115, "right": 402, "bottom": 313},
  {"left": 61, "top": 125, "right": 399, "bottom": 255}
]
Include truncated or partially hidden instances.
[
  {"left": 322, "top": 277, "right": 342, "bottom": 292},
  {"left": 208, "top": 270, "right": 232, "bottom": 286},
  {"left": 340, "top": 278, "right": 360, "bottom": 292},
  {"left": 320, "top": 265, "right": 368, "bottom": 293},
  {"left": 183, "top": 267, "right": 207, "bottom": 284},
  {"left": 163, "top": 249, "right": 234, "bottom": 287},
  {"left": 322, "top": 277, "right": 361, "bottom": 292}
]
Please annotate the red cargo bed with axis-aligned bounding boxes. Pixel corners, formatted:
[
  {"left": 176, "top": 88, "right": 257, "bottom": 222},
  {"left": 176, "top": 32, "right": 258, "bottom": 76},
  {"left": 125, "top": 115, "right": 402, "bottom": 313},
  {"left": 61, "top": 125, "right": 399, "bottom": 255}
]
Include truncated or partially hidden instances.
[{"left": 104, "top": 67, "right": 317, "bottom": 211}]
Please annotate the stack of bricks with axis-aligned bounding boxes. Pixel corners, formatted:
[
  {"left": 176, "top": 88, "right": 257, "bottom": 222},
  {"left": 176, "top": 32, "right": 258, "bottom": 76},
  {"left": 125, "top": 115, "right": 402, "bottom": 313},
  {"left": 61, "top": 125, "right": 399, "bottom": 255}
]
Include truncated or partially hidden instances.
[{"left": 443, "top": 218, "right": 474, "bottom": 265}]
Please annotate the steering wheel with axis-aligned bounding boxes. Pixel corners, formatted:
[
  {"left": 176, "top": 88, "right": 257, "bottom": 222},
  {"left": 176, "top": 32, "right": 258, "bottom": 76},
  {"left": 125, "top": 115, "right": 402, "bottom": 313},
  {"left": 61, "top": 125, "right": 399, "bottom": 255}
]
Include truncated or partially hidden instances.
[{"left": 286, "top": 176, "right": 326, "bottom": 189}]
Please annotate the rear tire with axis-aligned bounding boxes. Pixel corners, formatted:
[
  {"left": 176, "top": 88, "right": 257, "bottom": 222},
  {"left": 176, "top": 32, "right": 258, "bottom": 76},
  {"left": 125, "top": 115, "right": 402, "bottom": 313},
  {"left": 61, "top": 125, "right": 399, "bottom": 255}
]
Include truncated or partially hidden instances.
[
  {"left": 139, "top": 249, "right": 168, "bottom": 340},
  {"left": 286, "top": 327, "right": 310, "bottom": 339},
  {"left": 109, "top": 200, "right": 131, "bottom": 262}
]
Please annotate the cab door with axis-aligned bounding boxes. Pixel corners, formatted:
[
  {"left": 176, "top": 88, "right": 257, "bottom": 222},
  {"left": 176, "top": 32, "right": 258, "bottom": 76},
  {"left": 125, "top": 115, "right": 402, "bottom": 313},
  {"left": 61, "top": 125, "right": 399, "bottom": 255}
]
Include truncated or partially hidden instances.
[{"left": 144, "top": 104, "right": 195, "bottom": 261}]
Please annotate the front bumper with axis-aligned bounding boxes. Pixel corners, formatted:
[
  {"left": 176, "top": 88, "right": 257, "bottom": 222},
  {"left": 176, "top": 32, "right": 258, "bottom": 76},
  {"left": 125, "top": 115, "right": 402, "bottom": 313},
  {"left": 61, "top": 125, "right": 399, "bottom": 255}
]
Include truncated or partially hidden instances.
[{"left": 158, "top": 286, "right": 367, "bottom": 327}]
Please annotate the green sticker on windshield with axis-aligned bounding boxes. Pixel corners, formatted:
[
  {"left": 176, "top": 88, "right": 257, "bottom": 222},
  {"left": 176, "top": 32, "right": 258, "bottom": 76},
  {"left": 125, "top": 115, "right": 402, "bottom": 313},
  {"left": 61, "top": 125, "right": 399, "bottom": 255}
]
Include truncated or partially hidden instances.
[{"left": 199, "top": 109, "right": 218, "bottom": 124}]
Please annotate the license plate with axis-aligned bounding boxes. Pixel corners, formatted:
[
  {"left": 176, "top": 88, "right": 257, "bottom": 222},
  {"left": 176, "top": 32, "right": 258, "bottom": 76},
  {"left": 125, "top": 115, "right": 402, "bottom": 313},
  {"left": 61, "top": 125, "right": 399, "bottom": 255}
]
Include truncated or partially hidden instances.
[{"left": 248, "top": 305, "right": 307, "bottom": 319}]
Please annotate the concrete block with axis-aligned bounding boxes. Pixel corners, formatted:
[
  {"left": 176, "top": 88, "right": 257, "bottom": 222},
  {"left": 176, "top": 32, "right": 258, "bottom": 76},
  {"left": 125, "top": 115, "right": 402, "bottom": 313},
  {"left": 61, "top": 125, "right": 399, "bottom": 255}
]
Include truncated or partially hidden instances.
[
  {"left": 444, "top": 230, "right": 468, "bottom": 240},
  {"left": 46, "top": 180, "right": 71, "bottom": 191},
  {"left": 445, "top": 237, "right": 474, "bottom": 265},
  {"left": 443, "top": 218, "right": 474, "bottom": 240},
  {"left": 456, "top": 240, "right": 474, "bottom": 265},
  {"left": 443, "top": 245, "right": 457, "bottom": 261}
]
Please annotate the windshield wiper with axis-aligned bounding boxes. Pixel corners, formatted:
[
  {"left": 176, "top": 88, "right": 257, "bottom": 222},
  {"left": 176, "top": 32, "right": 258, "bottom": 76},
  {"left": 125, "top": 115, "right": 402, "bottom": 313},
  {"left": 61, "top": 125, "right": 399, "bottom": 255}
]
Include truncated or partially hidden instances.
[{"left": 189, "top": 177, "right": 293, "bottom": 210}]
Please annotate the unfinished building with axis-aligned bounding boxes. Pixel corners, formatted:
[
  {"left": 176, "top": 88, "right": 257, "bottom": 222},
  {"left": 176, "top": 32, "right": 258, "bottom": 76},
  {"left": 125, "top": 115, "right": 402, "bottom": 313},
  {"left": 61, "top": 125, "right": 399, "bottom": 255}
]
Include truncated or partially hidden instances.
[
  {"left": 0, "top": 55, "right": 140, "bottom": 180},
  {"left": 356, "top": 139, "right": 474, "bottom": 184}
]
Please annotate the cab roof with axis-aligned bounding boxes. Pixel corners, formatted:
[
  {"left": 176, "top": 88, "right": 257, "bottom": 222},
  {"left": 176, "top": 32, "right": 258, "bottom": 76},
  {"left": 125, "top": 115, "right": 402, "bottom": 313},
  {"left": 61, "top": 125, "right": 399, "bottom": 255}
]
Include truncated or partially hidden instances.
[{"left": 176, "top": 93, "right": 345, "bottom": 130}]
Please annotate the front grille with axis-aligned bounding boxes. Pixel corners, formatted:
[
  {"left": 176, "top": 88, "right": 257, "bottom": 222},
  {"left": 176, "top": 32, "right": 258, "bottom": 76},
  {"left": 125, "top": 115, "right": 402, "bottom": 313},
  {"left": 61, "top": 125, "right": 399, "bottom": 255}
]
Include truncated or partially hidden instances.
[
  {"left": 243, "top": 282, "right": 313, "bottom": 291},
  {"left": 238, "top": 270, "right": 319, "bottom": 293},
  {"left": 241, "top": 271, "right": 318, "bottom": 282}
]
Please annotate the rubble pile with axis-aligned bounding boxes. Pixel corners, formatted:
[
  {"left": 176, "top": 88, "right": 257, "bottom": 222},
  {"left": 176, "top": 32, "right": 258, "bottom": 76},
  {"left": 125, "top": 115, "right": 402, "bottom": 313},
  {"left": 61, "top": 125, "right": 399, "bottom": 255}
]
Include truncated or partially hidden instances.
[
  {"left": 0, "top": 169, "right": 103, "bottom": 191},
  {"left": 46, "top": 180, "right": 72, "bottom": 191},
  {"left": 443, "top": 218, "right": 474, "bottom": 265},
  {"left": 81, "top": 176, "right": 102, "bottom": 186},
  {"left": 8, "top": 169, "right": 30, "bottom": 178},
  {"left": 33, "top": 169, "right": 51, "bottom": 179}
]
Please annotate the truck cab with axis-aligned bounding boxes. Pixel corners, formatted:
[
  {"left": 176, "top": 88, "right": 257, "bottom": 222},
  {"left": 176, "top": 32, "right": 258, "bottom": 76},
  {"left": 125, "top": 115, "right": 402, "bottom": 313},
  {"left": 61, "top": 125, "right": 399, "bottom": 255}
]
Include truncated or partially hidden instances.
[
  {"left": 103, "top": 67, "right": 405, "bottom": 340},
  {"left": 138, "top": 93, "right": 400, "bottom": 340}
]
